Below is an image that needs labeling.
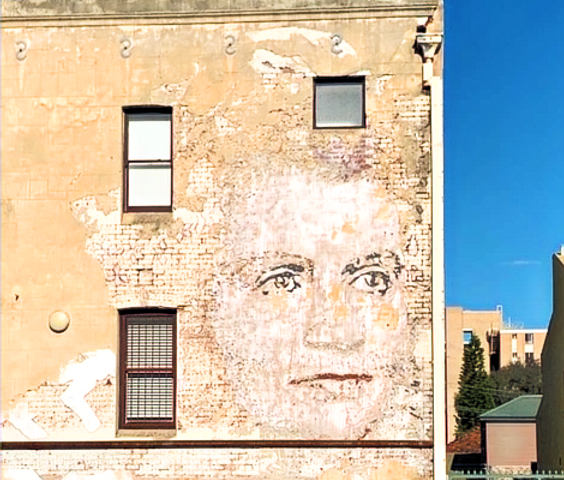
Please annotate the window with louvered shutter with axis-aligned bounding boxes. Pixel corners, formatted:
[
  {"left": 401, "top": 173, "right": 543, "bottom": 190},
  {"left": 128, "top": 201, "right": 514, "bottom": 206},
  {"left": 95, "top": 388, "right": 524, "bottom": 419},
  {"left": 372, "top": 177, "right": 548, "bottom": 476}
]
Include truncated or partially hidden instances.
[{"left": 119, "top": 310, "right": 176, "bottom": 429}]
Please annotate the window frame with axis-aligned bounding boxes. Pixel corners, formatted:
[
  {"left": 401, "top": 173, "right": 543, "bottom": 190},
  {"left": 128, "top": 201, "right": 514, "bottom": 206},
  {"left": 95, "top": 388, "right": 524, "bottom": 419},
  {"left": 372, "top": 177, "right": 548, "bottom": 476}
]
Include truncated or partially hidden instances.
[
  {"left": 525, "top": 333, "right": 534, "bottom": 344},
  {"left": 118, "top": 308, "right": 177, "bottom": 430},
  {"left": 123, "top": 105, "right": 173, "bottom": 213},
  {"left": 462, "top": 329, "right": 473, "bottom": 345},
  {"left": 313, "top": 76, "right": 366, "bottom": 129}
]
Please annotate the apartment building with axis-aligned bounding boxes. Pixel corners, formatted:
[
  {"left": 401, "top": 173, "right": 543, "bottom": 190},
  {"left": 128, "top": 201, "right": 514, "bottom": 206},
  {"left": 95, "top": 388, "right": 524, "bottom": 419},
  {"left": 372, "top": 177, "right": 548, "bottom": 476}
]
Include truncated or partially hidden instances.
[
  {"left": 446, "top": 307, "right": 546, "bottom": 443},
  {"left": 499, "top": 329, "right": 546, "bottom": 366},
  {"left": 446, "top": 307, "right": 502, "bottom": 443},
  {"left": 1, "top": 1, "right": 444, "bottom": 479}
]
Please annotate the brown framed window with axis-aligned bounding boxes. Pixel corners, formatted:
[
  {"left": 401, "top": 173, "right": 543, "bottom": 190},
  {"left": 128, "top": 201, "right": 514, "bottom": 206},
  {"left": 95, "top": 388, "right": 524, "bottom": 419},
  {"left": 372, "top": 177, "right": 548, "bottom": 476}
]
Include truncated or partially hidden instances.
[
  {"left": 119, "top": 309, "right": 176, "bottom": 429},
  {"left": 313, "top": 76, "right": 365, "bottom": 129},
  {"left": 123, "top": 106, "right": 173, "bottom": 212}
]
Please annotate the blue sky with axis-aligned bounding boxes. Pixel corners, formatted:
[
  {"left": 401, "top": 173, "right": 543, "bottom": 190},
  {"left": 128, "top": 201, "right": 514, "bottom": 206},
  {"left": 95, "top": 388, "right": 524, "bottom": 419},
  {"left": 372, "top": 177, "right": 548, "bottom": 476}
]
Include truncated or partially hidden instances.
[{"left": 445, "top": 2, "right": 564, "bottom": 328}]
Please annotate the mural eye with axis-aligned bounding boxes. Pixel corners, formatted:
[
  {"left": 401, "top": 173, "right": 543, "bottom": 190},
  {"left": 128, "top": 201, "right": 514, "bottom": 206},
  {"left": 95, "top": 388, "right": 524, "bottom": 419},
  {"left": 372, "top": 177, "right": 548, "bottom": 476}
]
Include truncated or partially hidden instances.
[
  {"left": 257, "top": 271, "right": 302, "bottom": 295},
  {"left": 350, "top": 270, "right": 390, "bottom": 295}
]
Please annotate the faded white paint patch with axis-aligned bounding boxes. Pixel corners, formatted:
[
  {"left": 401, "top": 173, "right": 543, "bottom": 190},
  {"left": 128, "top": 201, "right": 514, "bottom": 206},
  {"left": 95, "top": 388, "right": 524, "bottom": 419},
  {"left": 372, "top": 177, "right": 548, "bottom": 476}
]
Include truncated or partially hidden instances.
[
  {"left": 3, "top": 469, "right": 43, "bottom": 480},
  {"left": 373, "top": 74, "right": 393, "bottom": 96},
  {"left": 173, "top": 199, "right": 221, "bottom": 235},
  {"left": 414, "top": 329, "right": 432, "bottom": 359},
  {"left": 7, "top": 402, "right": 47, "bottom": 440},
  {"left": 174, "top": 158, "right": 222, "bottom": 233},
  {"left": 59, "top": 350, "right": 116, "bottom": 432},
  {"left": 247, "top": 27, "right": 356, "bottom": 57},
  {"left": 250, "top": 49, "right": 313, "bottom": 76},
  {"left": 71, "top": 190, "right": 121, "bottom": 228},
  {"left": 214, "top": 116, "right": 237, "bottom": 137},
  {"left": 62, "top": 471, "right": 131, "bottom": 480}
]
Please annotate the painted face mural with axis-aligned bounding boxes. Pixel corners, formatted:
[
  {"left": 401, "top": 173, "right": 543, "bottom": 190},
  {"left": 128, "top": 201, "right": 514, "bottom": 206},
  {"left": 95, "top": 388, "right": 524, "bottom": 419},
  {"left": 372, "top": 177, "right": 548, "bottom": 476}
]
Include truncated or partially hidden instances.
[
  {"left": 212, "top": 172, "right": 407, "bottom": 438},
  {"left": 71, "top": 161, "right": 421, "bottom": 440}
]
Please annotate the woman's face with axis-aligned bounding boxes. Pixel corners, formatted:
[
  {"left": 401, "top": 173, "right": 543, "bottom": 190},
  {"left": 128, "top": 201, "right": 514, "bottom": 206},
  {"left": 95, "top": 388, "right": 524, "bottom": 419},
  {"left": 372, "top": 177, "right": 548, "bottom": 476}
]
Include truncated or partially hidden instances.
[{"left": 213, "top": 174, "right": 406, "bottom": 438}]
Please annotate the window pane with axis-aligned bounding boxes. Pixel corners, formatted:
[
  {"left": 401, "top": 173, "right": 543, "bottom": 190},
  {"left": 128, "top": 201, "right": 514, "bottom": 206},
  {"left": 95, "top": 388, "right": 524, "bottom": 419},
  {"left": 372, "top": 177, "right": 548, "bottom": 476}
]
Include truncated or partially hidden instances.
[
  {"left": 128, "top": 163, "right": 171, "bottom": 207},
  {"left": 128, "top": 114, "right": 171, "bottom": 161},
  {"left": 127, "top": 320, "right": 173, "bottom": 369},
  {"left": 463, "top": 330, "right": 472, "bottom": 345},
  {"left": 126, "top": 374, "right": 174, "bottom": 420},
  {"left": 316, "top": 82, "right": 363, "bottom": 127}
]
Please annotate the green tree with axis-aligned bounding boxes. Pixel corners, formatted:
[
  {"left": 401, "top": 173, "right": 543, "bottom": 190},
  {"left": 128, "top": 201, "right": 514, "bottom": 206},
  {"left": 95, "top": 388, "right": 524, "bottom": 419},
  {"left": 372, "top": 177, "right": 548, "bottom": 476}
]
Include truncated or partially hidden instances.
[
  {"left": 454, "top": 335, "right": 495, "bottom": 435},
  {"left": 489, "top": 359, "right": 542, "bottom": 406}
]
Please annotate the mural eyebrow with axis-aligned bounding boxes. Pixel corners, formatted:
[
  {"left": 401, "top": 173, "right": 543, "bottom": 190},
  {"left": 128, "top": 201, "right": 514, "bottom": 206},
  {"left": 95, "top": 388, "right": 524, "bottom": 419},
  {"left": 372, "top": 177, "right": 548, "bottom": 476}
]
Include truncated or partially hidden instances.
[
  {"left": 341, "top": 253, "right": 383, "bottom": 276},
  {"left": 255, "top": 263, "right": 306, "bottom": 287}
]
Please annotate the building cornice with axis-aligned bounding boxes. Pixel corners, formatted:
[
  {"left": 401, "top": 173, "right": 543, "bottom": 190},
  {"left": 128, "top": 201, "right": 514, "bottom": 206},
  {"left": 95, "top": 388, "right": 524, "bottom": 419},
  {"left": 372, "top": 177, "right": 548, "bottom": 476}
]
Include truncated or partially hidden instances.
[{"left": 1, "top": 3, "right": 438, "bottom": 28}]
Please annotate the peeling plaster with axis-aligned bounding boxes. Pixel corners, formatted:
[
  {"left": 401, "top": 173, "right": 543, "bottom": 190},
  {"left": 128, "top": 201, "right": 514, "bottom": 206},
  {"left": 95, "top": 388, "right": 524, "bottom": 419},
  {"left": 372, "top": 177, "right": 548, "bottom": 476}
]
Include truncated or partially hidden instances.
[
  {"left": 247, "top": 27, "right": 356, "bottom": 57},
  {"left": 58, "top": 350, "right": 116, "bottom": 432},
  {"left": 250, "top": 49, "right": 313, "bottom": 76},
  {"left": 72, "top": 191, "right": 121, "bottom": 229},
  {"left": 173, "top": 199, "right": 221, "bottom": 234}
]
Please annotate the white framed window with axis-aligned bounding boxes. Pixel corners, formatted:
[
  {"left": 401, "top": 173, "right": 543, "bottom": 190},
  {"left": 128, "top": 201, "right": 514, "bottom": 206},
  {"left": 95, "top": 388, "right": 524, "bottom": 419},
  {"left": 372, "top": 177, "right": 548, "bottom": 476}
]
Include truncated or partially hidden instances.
[
  {"left": 525, "top": 333, "right": 534, "bottom": 344},
  {"left": 123, "top": 106, "right": 173, "bottom": 212},
  {"left": 119, "top": 309, "right": 176, "bottom": 429},
  {"left": 314, "top": 77, "right": 365, "bottom": 128}
]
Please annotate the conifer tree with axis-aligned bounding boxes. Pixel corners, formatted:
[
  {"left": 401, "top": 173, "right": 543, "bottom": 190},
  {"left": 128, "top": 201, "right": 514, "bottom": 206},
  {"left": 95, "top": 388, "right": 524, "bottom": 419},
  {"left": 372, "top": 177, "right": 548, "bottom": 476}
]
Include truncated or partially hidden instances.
[{"left": 454, "top": 334, "right": 495, "bottom": 435}]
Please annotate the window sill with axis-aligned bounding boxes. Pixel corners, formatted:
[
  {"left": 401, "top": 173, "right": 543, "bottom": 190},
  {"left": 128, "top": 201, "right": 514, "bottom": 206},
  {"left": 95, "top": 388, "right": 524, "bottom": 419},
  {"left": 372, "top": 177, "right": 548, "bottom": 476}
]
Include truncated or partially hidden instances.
[
  {"left": 121, "top": 211, "right": 174, "bottom": 226},
  {"left": 116, "top": 428, "right": 177, "bottom": 439}
]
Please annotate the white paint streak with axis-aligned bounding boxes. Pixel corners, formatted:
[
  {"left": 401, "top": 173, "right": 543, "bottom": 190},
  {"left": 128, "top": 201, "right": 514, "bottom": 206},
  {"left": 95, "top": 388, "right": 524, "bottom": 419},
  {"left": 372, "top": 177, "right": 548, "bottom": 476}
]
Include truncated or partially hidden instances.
[
  {"left": 59, "top": 350, "right": 116, "bottom": 432},
  {"left": 247, "top": 27, "right": 356, "bottom": 57},
  {"left": 8, "top": 403, "right": 47, "bottom": 440},
  {"left": 250, "top": 49, "right": 313, "bottom": 75},
  {"left": 62, "top": 472, "right": 130, "bottom": 480},
  {"left": 3, "top": 469, "right": 44, "bottom": 480}
]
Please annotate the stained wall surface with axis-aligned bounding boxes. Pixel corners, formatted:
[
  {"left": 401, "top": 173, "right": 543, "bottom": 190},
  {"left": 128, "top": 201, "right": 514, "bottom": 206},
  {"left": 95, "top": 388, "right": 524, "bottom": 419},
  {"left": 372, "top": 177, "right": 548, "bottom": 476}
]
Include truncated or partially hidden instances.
[{"left": 2, "top": 1, "right": 441, "bottom": 478}]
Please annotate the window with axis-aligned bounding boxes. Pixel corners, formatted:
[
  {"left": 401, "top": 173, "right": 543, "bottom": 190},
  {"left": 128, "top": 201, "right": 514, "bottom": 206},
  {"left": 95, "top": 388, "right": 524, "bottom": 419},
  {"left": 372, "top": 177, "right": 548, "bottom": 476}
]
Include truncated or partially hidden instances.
[
  {"left": 123, "top": 106, "right": 173, "bottom": 212},
  {"left": 463, "top": 329, "right": 473, "bottom": 345},
  {"left": 314, "top": 77, "right": 365, "bottom": 128},
  {"left": 512, "top": 352, "right": 518, "bottom": 362},
  {"left": 119, "top": 309, "right": 176, "bottom": 429},
  {"left": 525, "top": 352, "right": 534, "bottom": 365},
  {"left": 525, "top": 333, "right": 534, "bottom": 344},
  {"left": 512, "top": 333, "right": 518, "bottom": 340}
]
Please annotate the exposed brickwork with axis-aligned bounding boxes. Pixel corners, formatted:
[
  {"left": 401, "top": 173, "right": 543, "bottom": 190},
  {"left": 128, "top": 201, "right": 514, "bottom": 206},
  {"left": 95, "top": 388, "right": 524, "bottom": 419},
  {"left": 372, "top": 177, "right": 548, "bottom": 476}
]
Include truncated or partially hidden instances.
[{"left": 3, "top": 448, "right": 433, "bottom": 479}]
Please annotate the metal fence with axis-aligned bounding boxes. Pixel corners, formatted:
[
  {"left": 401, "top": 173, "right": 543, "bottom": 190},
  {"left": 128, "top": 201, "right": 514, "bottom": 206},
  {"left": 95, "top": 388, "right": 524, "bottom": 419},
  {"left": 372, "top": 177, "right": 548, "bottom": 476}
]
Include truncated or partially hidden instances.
[{"left": 449, "top": 471, "right": 564, "bottom": 480}]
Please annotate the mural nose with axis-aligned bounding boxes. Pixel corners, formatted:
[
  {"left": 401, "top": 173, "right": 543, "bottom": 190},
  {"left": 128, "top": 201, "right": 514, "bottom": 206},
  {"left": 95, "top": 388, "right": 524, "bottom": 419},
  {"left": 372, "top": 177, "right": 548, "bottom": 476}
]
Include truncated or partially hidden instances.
[{"left": 304, "top": 283, "right": 365, "bottom": 351}]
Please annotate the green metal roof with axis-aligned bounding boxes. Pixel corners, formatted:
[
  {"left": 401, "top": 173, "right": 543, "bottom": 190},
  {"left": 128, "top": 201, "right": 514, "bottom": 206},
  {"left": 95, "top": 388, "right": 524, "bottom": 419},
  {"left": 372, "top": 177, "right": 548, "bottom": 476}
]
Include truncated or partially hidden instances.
[{"left": 480, "top": 395, "right": 541, "bottom": 421}]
